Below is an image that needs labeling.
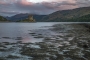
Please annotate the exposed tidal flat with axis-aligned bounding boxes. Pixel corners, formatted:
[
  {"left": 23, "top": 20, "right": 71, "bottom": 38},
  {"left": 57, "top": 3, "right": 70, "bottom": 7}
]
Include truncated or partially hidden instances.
[{"left": 0, "top": 22, "right": 90, "bottom": 60}]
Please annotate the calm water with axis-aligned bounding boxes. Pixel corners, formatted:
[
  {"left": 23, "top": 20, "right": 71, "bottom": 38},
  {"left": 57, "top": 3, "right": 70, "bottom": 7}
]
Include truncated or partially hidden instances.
[
  {"left": 0, "top": 22, "right": 62, "bottom": 43},
  {"left": 0, "top": 22, "right": 88, "bottom": 43}
]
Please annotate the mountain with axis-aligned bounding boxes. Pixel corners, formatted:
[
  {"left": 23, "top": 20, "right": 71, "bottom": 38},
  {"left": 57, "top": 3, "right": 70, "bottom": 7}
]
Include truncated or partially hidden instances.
[
  {"left": 33, "top": 15, "right": 46, "bottom": 22},
  {"left": 0, "top": 16, "right": 8, "bottom": 22},
  {"left": 6, "top": 14, "right": 46, "bottom": 22},
  {"left": 6, "top": 13, "right": 29, "bottom": 22},
  {"left": 5, "top": 7, "right": 90, "bottom": 22},
  {"left": 69, "top": 14, "right": 90, "bottom": 22},
  {"left": 41, "top": 7, "right": 90, "bottom": 22}
]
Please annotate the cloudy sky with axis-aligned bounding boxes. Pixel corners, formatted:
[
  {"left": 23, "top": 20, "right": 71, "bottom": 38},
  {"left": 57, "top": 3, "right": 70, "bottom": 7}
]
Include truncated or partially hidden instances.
[{"left": 0, "top": 0, "right": 90, "bottom": 16}]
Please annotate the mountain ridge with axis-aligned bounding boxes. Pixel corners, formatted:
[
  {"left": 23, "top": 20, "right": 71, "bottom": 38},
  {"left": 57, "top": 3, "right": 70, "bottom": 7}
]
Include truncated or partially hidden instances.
[
  {"left": 4, "top": 6, "right": 90, "bottom": 22},
  {"left": 0, "top": 16, "right": 8, "bottom": 22},
  {"left": 41, "top": 7, "right": 90, "bottom": 22},
  {"left": 6, "top": 14, "right": 46, "bottom": 22}
]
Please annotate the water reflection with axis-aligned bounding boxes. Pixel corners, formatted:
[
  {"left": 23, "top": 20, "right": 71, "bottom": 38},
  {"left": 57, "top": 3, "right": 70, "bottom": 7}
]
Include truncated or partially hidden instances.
[
  {"left": 0, "top": 22, "right": 87, "bottom": 43},
  {"left": 0, "top": 22, "right": 59, "bottom": 43}
]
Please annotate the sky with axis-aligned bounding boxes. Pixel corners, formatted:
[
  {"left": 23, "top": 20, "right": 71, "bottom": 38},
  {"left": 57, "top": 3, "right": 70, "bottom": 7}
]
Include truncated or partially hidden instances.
[{"left": 0, "top": 0, "right": 90, "bottom": 16}]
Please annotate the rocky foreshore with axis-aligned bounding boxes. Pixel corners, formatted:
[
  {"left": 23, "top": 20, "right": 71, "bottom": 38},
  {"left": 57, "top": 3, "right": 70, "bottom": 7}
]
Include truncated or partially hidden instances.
[{"left": 0, "top": 23, "right": 90, "bottom": 60}]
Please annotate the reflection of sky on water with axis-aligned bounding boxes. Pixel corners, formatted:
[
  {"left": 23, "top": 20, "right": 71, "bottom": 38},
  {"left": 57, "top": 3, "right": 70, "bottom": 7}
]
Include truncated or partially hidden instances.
[
  {"left": 0, "top": 22, "right": 60, "bottom": 43},
  {"left": 22, "top": 37, "right": 43, "bottom": 43},
  {"left": 0, "top": 22, "right": 83, "bottom": 43}
]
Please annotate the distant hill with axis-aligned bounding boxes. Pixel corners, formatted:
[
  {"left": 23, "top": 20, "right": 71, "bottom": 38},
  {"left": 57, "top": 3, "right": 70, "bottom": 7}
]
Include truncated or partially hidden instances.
[
  {"left": 0, "top": 16, "right": 8, "bottom": 22},
  {"left": 33, "top": 15, "right": 46, "bottom": 22},
  {"left": 6, "top": 14, "right": 46, "bottom": 22},
  {"left": 6, "top": 13, "right": 30, "bottom": 22},
  {"left": 69, "top": 14, "right": 90, "bottom": 22},
  {"left": 41, "top": 7, "right": 90, "bottom": 22},
  {"left": 5, "top": 7, "right": 90, "bottom": 22}
]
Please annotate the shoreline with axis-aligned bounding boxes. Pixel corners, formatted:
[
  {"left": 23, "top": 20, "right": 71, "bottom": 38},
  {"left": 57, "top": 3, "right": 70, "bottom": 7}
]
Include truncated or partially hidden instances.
[
  {"left": 0, "top": 22, "right": 90, "bottom": 23},
  {"left": 0, "top": 23, "right": 90, "bottom": 60}
]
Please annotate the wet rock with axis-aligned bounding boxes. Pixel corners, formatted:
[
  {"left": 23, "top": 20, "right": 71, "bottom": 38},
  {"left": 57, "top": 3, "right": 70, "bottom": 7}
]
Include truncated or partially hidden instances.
[
  {"left": 0, "top": 49, "right": 6, "bottom": 51},
  {"left": 65, "top": 34, "right": 73, "bottom": 37},
  {"left": 38, "top": 34, "right": 42, "bottom": 35},
  {"left": 34, "top": 36, "right": 44, "bottom": 38},
  {"left": 83, "top": 51, "right": 90, "bottom": 60},
  {"left": 17, "top": 41, "right": 22, "bottom": 43},
  {"left": 0, "top": 46, "right": 7, "bottom": 51},
  {"left": 0, "top": 44, "right": 6, "bottom": 48},
  {"left": 7, "top": 55, "right": 20, "bottom": 59},
  {"left": 29, "top": 33, "right": 36, "bottom": 34},
  {"left": 31, "top": 34, "right": 37, "bottom": 36},
  {"left": 0, "top": 23, "right": 90, "bottom": 60},
  {"left": 3, "top": 42, "right": 10, "bottom": 45},
  {"left": 83, "top": 44, "right": 89, "bottom": 48},
  {"left": 2, "top": 37, "right": 11, "bottom": 39},
  {"left": 0, "top": 57, "right": 6, "bottom": 60},
  {"left": 15, "top": 37, "right": 22, "bottom": 40}
]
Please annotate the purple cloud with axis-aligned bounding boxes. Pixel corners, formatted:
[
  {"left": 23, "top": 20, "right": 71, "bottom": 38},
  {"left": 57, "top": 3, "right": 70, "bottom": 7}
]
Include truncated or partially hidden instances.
[{"left": 0, "top": 0, "right": 90, "bottom": 16}]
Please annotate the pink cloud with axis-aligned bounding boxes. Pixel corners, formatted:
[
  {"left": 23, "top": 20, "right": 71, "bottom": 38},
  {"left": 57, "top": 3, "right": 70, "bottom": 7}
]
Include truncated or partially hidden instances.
[
  {"left": 0, "top": 0, "right": 90, "bottom": 16},
  {"left": 19, "top": 0, "right": 33, "bottom": 5}
]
